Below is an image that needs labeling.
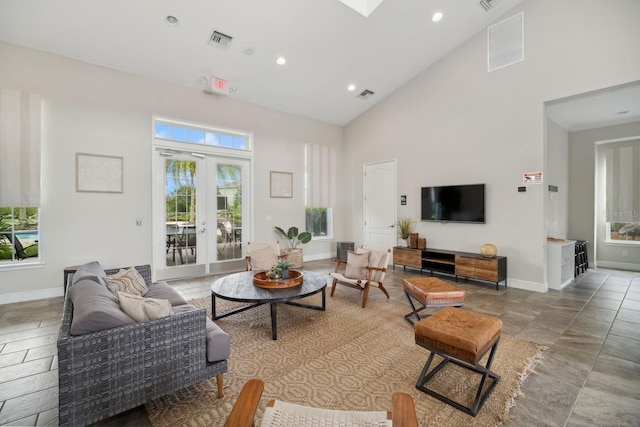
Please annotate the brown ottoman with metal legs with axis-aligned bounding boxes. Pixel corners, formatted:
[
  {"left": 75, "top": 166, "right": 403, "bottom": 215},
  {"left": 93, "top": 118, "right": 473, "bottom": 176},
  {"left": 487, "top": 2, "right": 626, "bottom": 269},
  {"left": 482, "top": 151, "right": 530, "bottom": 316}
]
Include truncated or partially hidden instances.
[
  {"left": 414, "top": 307, "right": 502, "bottom": 416},
  {"left": 403, "top": 277, "right": 465, "bottom": 325}
]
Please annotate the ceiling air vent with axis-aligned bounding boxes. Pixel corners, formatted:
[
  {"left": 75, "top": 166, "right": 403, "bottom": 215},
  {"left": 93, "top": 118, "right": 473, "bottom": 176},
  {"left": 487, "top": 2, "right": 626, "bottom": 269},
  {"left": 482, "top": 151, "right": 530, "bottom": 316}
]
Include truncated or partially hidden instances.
[
  {"left": 357, "top": 89, "right": 375, "bottom": 100},
  {"left": 479, "top": 0, "right": 502, "bottom": 11},
  {"left": 208, "top": 30, "right": 233, "bottom": 50}
]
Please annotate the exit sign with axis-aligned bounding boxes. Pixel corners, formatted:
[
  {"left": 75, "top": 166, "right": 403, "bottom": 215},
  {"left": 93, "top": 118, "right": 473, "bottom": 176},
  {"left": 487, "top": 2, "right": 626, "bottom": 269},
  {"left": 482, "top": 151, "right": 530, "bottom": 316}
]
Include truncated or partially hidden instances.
[{"left": 205, "top": 77, "right": 230, "bottom": 96}]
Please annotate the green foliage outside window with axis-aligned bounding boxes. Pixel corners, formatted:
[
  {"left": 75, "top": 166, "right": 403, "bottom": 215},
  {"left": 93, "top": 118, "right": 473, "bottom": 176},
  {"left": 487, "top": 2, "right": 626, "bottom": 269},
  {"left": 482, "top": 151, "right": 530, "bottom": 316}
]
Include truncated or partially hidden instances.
[{"left": 305, "top": 207, "right": 327, "bottom": 237}]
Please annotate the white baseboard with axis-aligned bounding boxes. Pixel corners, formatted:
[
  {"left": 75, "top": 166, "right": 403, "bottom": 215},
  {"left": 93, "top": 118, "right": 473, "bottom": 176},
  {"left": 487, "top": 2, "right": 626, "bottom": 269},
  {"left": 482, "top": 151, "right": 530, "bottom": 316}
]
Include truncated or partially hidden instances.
[
  {"left": 503, "top": 278, "right": 547, "bottom": 293},
  {"left": 305, "top": 252, "right": 335, "bottom": 262},
  {"left": 0, "top": 287, "right": 64, "bottom": 305},
  {"left": 595, "top": 260, "right": 640, "bottom": 272}
]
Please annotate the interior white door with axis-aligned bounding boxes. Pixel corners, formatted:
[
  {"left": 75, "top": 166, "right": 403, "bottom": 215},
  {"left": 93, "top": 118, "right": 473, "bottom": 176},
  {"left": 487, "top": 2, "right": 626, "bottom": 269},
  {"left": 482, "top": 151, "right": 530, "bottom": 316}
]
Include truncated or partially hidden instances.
[{"left": 363, "top": 160, "right": 397, "bottom": 252}]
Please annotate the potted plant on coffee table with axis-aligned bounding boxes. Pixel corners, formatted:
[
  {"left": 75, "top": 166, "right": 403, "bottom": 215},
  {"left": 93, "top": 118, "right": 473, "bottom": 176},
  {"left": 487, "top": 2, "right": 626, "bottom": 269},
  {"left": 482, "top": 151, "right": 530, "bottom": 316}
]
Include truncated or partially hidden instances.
[{"left": 274, "top": 226, "right": 312, "bottom": 268}]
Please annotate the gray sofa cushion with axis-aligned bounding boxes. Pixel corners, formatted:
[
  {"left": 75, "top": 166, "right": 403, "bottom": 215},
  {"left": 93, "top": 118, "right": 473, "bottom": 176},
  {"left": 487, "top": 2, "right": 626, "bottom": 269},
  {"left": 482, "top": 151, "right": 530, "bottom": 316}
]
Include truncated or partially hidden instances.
[
  {"left": 68, "top": 278, "right": 135, "bottom": 335},
  {"left": 174, "top": 304, "right": 231, "bottom": 362},
  {"left": 145, "top": 281, "right": 187, "bottom": 307},
  {"left": 71, "top": 261, "right": 106, "bottom": 286}
]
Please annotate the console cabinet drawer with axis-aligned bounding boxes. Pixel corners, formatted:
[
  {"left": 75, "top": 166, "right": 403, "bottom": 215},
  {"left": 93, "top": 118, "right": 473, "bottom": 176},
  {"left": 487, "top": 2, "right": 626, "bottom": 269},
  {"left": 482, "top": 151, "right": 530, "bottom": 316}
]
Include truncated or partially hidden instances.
[
  {"left": 455, "top": 265, "right": 474, "bottom": 276},
  {"left": 455, "top": 255, "right": 502, "bottom": 284},
  {"left": 393, "top": 247, "right": 422, "bottom": 269},
  {"left": 474, "top": 269, "right": 498, "bottom": 281}
]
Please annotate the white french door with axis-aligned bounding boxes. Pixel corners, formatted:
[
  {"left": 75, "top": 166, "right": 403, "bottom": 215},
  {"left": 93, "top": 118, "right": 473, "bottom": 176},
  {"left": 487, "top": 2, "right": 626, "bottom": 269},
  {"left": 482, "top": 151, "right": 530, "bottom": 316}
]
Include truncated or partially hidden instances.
[
  {"left": 154, "top": 151, "right": 250, "bottom": 280},
  {"left": 363, "top": 160, "right": 397, "bottom": 252}
]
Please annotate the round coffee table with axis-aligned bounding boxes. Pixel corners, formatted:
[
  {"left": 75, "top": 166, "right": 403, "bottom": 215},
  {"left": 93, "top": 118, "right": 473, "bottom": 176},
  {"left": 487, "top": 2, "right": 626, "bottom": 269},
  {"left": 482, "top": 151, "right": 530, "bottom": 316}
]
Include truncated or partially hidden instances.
[{"left": 211, "top": 270, "right": 327, "bottom": 340}]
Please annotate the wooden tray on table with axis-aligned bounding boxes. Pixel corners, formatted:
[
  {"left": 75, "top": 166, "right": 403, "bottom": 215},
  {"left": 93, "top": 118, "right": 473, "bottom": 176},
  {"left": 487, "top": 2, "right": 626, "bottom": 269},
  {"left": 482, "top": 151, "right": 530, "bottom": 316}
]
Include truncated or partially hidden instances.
[{"left": 253, "top": 270, "right": 303, "bottom": 289}]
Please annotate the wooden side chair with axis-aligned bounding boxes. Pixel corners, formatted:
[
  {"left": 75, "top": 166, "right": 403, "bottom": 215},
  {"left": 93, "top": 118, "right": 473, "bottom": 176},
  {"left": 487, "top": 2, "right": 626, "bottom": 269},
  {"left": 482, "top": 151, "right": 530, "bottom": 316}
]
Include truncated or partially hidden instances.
[
  {"left": 329, "top": 246, "right": 391, "bottom": 308},
  {"left": 225, "top": 379, "right": 419, "bottom": 427},
  {"left": 245, "top": 241, "right": 280, "bottom": 271}
]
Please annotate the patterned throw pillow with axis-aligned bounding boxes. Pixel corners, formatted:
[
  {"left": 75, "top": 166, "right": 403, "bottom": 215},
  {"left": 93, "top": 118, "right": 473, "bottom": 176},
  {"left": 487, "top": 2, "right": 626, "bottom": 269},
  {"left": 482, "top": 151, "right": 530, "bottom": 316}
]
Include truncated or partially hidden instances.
[
  {"left": 104, "top": 267, "right": 148, "bottom": 297},
  {"left": 344, "top": 250, "right": 370, "bottom": 280},
  {"left": 117, "top": 292, "right": 173, "bottom": 322}
]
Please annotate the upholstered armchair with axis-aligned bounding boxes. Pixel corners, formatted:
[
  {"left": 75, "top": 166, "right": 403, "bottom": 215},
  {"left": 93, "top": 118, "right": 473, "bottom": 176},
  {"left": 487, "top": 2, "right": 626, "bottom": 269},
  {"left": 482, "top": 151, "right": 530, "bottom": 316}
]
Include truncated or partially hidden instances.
[
  {"left": 329, "top": 246, "right": 391, "bottom": 308},
  {"left": 245, "top": 241, "right": 280, "bottom": 270}
]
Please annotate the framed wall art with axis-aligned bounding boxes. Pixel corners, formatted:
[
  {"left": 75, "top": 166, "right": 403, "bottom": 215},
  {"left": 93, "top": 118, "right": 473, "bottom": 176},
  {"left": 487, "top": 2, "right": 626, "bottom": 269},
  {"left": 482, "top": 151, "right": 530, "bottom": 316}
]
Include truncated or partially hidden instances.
[
  {"left": 76, "top": 153, "right": 123, "bottom": 193},
  {"left": 270, "top": 171, "right": 293, "bottom": 198}
]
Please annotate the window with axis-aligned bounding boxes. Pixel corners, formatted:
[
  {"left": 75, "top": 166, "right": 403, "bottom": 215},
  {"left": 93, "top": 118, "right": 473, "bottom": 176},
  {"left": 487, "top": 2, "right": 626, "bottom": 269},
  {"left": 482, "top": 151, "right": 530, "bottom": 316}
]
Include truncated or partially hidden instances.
[
  {"left": 0, "top": 207, "right": 39, "bottom": 262},
  {"left": 601, "top": 138, "right": 640, "bottom": 244},
  {"left": 155, "top": 120, "right": 248, "bottom": 150},
  {"left": 305, "top": 143, "right": 334, "bottom": 238},
  {"left": 608, "top": 222, "right": 640, "bottom": 243},
  {"left": 0, "top": 89, "right": 42, "bottom": 266}
]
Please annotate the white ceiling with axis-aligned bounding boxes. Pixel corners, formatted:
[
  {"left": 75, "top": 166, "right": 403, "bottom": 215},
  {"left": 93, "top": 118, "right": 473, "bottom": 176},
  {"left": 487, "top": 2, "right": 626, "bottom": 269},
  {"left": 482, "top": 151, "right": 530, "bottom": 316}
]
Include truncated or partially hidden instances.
[
  {"left": 546, "top": 82, "right": 640, "bottom": 132},
  {"left": 0, "top": 0, "right": 524, "bottom": 125},
  {"left": 2, "top": 0, "right": 637, "bottom": 129}
]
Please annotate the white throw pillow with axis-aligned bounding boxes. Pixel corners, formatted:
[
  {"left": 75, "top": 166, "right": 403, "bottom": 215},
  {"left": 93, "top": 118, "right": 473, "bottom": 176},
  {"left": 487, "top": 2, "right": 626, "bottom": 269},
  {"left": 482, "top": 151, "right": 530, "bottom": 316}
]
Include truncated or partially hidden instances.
[
  {"left": 104, "top": 267, "right": 148, "bottom": 297},
  {"left": 117, "top": 291, "right": 173, "bottom": 322},
  {"left": 344, "top": 251, "right": 370, "bottom": 280}
]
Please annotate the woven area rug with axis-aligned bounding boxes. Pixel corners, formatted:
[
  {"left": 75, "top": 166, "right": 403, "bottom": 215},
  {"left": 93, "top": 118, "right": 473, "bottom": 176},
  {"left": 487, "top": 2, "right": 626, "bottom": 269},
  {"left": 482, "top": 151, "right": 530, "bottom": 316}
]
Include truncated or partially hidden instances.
[{"left": 146, "top": 291, "right": 547, "bottom": 427}]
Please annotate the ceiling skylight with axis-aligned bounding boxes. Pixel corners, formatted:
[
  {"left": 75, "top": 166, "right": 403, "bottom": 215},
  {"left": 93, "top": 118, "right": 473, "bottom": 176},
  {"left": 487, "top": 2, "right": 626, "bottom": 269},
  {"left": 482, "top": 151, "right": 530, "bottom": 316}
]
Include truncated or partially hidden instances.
[{"left": 338, "top": 0, "right": 384, "bottom": 18}]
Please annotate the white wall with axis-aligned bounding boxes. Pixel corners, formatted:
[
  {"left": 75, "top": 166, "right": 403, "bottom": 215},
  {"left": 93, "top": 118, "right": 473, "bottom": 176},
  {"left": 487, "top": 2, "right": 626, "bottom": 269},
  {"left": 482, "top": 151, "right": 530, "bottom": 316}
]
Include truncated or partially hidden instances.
[
  {"left": 546, "top": 118, "right": 569, "bottom": 239},
  {"left": 343, "top": 0, "right": 640, "bottom": 291},
  {"left": 0, "top": 42, "right": 343, "bottom": 302}
]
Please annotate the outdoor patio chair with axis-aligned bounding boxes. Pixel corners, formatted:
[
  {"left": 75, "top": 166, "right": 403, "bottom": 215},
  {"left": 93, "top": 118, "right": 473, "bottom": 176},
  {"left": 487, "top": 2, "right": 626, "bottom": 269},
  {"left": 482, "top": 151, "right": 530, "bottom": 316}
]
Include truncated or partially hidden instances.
[
  {"left": 225, "top": 378, "right": 419, "bottom": 427},
  {"left": 329, "top": 246, "right": 391, "bottom": 308},
  {"left": 0, "top": 232, "right": 38, "bottom": 260}
]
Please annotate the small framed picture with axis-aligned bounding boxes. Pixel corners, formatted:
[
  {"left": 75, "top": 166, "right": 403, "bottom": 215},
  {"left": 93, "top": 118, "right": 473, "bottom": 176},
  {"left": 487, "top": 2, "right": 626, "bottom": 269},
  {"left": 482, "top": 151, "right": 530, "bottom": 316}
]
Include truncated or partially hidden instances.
[
  {"left": 270, "top": 171, "right": 293, "bottom": 198},
  {"left": 76, "top": 153, "right": 123, "bottom": 193}
]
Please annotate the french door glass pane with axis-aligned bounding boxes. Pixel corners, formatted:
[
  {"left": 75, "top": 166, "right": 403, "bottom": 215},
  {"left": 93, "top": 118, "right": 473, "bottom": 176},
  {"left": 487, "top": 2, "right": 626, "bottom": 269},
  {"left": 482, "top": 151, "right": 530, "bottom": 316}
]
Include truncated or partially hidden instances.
[
  {"left": 165, "top": 159, "right": 197, "bottom": 266},
  {"left": 217, "top": 163, "right": 242, "bottom": 260}
]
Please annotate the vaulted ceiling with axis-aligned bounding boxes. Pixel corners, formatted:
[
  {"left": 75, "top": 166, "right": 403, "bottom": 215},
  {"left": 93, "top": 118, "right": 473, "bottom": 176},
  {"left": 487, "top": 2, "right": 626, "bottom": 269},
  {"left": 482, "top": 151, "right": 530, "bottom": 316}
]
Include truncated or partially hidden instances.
[{"left": 0, "top": 0, "right": 523, "bottom": 125}]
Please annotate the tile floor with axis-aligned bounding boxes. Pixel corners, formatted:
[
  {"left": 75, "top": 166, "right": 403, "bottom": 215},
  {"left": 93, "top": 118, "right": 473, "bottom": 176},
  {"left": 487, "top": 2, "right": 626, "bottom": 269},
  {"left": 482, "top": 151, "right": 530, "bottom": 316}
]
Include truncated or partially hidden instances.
[{"left": 0, "top": 259, "right": 639, "bottom": 426}]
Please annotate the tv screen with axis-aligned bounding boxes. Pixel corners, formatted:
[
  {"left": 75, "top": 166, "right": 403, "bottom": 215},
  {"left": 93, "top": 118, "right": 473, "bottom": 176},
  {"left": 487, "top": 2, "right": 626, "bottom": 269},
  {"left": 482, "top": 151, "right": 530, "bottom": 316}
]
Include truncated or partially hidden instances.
[{"left": 421, "top": 184, "right": 486, "bottom": 223}]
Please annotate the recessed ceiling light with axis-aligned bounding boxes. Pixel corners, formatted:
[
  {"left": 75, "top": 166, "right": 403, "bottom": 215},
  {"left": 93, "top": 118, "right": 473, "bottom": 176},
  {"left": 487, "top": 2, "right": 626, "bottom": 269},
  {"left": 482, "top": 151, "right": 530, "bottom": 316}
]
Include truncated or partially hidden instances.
[
  {"left": 347, "top": 84, "right": 356, "bottom": 92},
  {"left": 432, "top": 11, "right": 443, "bottom": 22},
  {"left": 242, "top": 46, "right": 255, "bottom": 55},
  {"left": 165, "top": 15, "right": 179, "bottom": 26},
  {"left": 276, "top": 57, "right": 287, "bottom": 65}
]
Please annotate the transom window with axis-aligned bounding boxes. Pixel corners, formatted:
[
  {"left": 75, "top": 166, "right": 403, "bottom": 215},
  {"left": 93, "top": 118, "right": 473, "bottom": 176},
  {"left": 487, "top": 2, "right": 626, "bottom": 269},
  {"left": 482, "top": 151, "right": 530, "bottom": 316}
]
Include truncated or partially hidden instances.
[{"left": 155, "top": 120, "right": 248, "bottom": 151}]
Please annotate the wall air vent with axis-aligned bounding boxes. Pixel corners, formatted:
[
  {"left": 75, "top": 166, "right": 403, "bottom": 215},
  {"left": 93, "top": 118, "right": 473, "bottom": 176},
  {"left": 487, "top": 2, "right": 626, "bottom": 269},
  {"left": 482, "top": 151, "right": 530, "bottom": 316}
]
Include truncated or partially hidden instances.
[
  {"left": 208, "top": 30, "right": 233, "bottom": 50},
  {"left": 479, "top": 0, "right": 502, "bottom": 11},
  {"left": 357, "top": 89, "right": 375, "bottom": 100}
]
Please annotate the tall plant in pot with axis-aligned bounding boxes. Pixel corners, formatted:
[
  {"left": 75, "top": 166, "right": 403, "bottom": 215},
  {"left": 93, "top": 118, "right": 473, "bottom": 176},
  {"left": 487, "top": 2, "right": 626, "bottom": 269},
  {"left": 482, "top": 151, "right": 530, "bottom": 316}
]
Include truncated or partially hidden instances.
[
  {"left": 274, "top": 226, "right": 312, "bottom": 268},
  {"left": 397, "top": 217, "right": 414, "bottom": 247}
]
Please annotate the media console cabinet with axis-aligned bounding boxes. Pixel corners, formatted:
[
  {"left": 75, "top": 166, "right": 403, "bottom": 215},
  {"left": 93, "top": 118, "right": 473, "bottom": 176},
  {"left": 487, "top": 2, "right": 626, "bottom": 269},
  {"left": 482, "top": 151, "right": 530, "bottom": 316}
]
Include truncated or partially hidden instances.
[{"left": 393, "top": 247, "right": 507, "bottom": 290}]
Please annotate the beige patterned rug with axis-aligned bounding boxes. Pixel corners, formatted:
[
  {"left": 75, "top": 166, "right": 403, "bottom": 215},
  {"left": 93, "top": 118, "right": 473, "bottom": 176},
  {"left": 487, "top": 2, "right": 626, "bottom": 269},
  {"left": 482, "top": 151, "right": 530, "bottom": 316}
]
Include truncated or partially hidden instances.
[{"left": 146, "top": 291, "right": 547, "bottom": 427}]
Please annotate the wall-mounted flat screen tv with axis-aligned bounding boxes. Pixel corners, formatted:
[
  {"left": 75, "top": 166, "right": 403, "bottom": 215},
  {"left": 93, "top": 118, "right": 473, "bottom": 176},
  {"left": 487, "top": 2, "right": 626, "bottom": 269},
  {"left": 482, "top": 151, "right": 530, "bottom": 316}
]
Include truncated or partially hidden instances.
[{"left": 421, "top": 184, "right": 486, "bottom": 223}]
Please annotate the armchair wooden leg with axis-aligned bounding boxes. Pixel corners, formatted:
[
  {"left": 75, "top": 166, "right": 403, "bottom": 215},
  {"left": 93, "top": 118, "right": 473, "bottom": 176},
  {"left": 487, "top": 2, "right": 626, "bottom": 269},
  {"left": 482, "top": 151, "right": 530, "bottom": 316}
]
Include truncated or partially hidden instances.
[
  {"left": 362, "top": 284, "right": 370, "bottom": 308},
  {"left": 378, "top": 283, "right": 390, "bottom": 299},
  {"left": 330, "top": 278, "right": 338, "bottom": 297},
  {"left": 217, "top": 373, "right": 224, "bottom": 398}
]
